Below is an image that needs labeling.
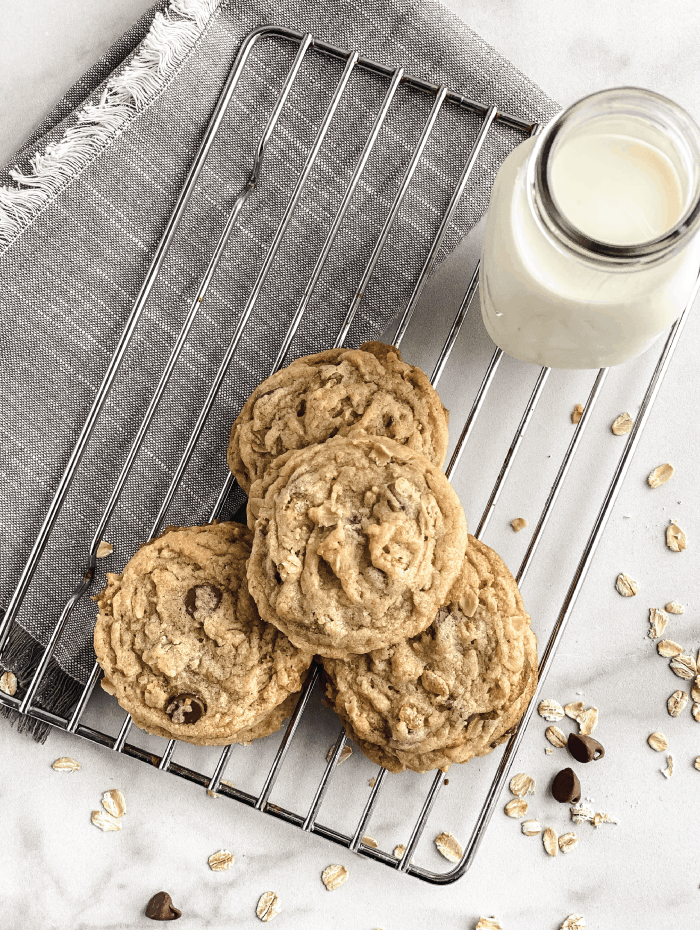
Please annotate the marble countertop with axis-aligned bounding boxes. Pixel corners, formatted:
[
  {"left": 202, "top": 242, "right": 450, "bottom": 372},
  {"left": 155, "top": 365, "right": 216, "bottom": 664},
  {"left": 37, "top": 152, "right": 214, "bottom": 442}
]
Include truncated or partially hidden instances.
[{"left": 2, "top": 2, "right": 700, "bottom": 928}]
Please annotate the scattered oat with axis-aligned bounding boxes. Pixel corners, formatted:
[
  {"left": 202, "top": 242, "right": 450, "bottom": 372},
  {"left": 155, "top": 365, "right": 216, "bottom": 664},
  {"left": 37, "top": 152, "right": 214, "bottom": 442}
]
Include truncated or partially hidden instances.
[
  {"left": 0, "top": 671, "right": 18, "bottom": 696},
  {"left": 91, "top": 810, "right": 121, "bottom": 832},
  {"left": 564, "top": 702, "right": 598, "bottom": 735},
  {"left": 220, "top": 779, "right": 235, "bottom": 789},
  {"left": 666, "top": 520, "right": 687, "bottom": 552},
  {"left": 434, "top": 832, "right": 463, "bottom": 862},
  {"left": 101, "top": 789, "right": 126, "bottom": 818},
  {"left": 509, "top": 773, "right": 535, "bottom": 797},
  {"left": 558, "top": 832, "right": 579, "bottom": 854},
  {"left": 692, "top": 703, "right": 700, "bottom": 722},
  {"left": 616, "top": 573, "right": 638, "bottom": 597},
  {"left": 369, "top": 777, "right": 376, "bottom": 788},
  {"left": 545, "top": 747, "right": 553, "bottom": 754},
  {"left": 647, "top": 608, "right": 669, "bottom": 640},
  {"left": 96, "top": 540, "right": 114, "bottom": 558},
  {"left": 611, "top": 412, "right": 633, "bottom": 435},
  {"left": 538, "top": 699, "right": 565, "bottom": 722},
  {"left": 666, "top": 601, "right": 684, "bottom": 614},
  {"left": 561, "top": 916, "right": 586, "bottom": 930},
  {"left": 691, "top": 677, "right": 700, "bottom": 703},
  {"left": 695, "top": 758, "right": 700, "bottom": 771},
  {"left": 543, "top": 826, "right": 558, "bottom": 857},
  {"left": 657, "top": 639, "right": 683, "bottom": 657},
  {"left": 362, "top": 836, "right": 378, "bottom": 849},
  {"left": 256, "top": 892, "right": 280, "bottom": 922},
  {"left": 670, "top": 653, "right": 697, "bottom": 679},
  {"left": 648, "top": 463, "right": 674, "bottom": 488},
  {"left": 511, "top": 517, "right": 527, "bottom": 532},
  {"left": 321, "top": 864, "right": 348, "bottom": 891},
  {"left": 504, "top": 798, "right": 528, "bottom": 818},
  {"left": 521, "top": 820, "right": 541, "bottom": 837},
  {"left": 591, "top": 812, "right": 618, "bottom": 827},
  {"left": 571, "top": 403, "right": 584, "bottom": 424},
  {"left": 208, "top": 850, "right": 234, "bottom": 872},
  {"left": 570, "top": 804, "right": 594, "bottom": 824},
  {"left": 662, "top": 755, "right": 674, "bottom": 779},
  {"left": 326, "top": 744, "right": 353, "bottom": 765},
  {"left": 647, "top": 732, "right": 668, "bottom": 752},
  {"left": 667, "top": 690, "right": 688, "bottom": 717},
  {"left": 393, "top": 844, "right": 406, "bottom": 859},
  {"left": 475, "top": 919, "right": 502, "bottom": 930},
  {"left": 207, "top": 789, "right": 219, "bottom": 798},
  {"left": 52, "top": 757, "right": 81, "bottom": 772},
  {"left": 545, "top": 726, "right": 567, "bottom": 748}
]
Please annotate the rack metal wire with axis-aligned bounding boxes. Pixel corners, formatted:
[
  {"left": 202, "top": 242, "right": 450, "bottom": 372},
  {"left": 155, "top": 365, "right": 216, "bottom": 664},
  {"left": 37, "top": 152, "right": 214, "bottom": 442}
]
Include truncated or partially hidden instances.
[{"left": 1, "top": 24, "right": 695, "bottom": 884}]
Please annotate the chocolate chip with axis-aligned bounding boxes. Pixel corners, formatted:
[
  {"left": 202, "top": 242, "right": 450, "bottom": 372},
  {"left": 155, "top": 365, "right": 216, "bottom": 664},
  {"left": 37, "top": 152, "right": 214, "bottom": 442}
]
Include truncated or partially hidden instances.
[
  {"left": 551, "top": 767, "right": 581, "bottom": 804},
  {"left": 165, "top": 693, "right": 206, "bottom": 725},
  {"left": 184, "top": 584, "right": 222, "bottom": 617},
  {"left": 145, "top": 891, "right": 181, "bottom": 921},
  {"left": 567, "top": 732, "right": 605, "bottom": 763}
]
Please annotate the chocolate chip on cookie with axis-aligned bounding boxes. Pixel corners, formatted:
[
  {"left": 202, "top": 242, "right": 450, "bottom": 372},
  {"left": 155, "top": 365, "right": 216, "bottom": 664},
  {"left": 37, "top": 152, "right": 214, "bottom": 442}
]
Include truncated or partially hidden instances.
[
  {"left": 166, "top": 693, "right": 207, "bottom": 725},
  {"left": 184, "top": 583, "right": 222, "bottom": 617}
]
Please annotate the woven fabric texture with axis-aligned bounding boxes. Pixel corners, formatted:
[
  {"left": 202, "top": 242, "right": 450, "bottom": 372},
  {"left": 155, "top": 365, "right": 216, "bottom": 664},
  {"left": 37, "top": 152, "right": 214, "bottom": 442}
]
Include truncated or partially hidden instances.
[{"left": 0, "top": 0, "right": 559, "bottom": 699}]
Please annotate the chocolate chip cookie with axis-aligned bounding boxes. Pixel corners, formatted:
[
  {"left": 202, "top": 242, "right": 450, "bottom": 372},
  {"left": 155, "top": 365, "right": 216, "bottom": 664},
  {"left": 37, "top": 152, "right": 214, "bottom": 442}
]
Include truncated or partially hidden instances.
[
  {"left": 227, "top": 342, "right": 449, "bottom": 494},
  {"left": 246, "top": 432, "right": 469, "bottom": 658},
  {"left": 322, "top": 536, "right": 538, "bottom": 772},
  {"left": 94, "top": 522, "right": 313, "bottom": 746}
]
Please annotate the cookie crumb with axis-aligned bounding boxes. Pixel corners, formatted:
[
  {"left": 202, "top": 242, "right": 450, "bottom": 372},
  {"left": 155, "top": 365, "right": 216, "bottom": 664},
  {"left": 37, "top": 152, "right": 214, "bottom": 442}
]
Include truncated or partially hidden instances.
[
  {"left": 560, "top": 916, "right": 586, "bottom": 930},
  {"left": 326, "top": 744, "right": 353, "bottom": 765},
  {"left": 393, "top": 844, "right": 406, "bottom": 858},
  {"left": 475, "top": 919, "right": 502, "bottom": 930},
  {"left": 96, "top": 540, "right": 114, "bottom": 558},
  {"left": 571, "top": 404, "right": 584, "bottom": 424},
  {"left": 511, "top": 517, "right": 527, "bottom": 532},
  {"left": 362, "top": 836, "right": 378, "bottom": 849}
]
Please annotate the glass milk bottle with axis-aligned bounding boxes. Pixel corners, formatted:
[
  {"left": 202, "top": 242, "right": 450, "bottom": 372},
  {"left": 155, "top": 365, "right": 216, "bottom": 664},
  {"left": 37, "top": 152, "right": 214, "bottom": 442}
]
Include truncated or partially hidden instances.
[{"left": 480, "top": 88, "right": 700, "bottom": 369}]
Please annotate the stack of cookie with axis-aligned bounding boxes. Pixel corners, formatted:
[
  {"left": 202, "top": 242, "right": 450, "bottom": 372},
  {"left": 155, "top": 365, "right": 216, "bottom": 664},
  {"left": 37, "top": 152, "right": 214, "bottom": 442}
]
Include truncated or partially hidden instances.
[{"left": 94, "top": 342, "right": 537, "bottom": 770}]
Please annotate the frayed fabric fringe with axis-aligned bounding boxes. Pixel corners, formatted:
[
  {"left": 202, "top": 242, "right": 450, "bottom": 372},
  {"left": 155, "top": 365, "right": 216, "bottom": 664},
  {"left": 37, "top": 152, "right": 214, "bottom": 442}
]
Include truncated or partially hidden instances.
[
  {"left": 0, "top": 623, "right": 85, "bottom": 743},
  {"left": 0, "top": 0, "right": 222, "bottom": 254}
]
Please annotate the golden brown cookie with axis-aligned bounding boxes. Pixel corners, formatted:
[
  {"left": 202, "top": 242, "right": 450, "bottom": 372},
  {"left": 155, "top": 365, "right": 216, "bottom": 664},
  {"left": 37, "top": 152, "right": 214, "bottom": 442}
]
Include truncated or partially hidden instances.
[
  {"left": 322, "top": 536, "right": 537, "bottom": 772},
  {"left": 94, "top": 522, "right": 313, "bottom": 746},
  {"left": 227, "top": 342, "right": 449, "bottom": 494},
  {"left": 246, "top": 432, "right": 469, "bottom": 658}
]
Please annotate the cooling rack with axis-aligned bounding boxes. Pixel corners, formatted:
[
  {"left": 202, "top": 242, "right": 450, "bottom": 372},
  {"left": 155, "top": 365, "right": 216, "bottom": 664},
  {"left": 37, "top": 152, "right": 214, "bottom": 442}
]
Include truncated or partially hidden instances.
[{"left": 0, "top": 24, "right": 695, "bottom": 885}]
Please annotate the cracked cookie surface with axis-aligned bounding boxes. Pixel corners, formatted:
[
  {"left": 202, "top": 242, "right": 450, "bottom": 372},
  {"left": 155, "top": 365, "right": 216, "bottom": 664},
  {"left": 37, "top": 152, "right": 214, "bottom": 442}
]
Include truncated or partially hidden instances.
[
  {"left": 227, "top": 342, "right": 449, "bottom": 494},
  {"left": 246, "top": 432, "right": 468, "bottom": 658},
  {"left": 94, "top": 522, "right": 313, "bottom": 745},
  {"left": 322, "top": 536, "right": 537, "bottom": 772}
]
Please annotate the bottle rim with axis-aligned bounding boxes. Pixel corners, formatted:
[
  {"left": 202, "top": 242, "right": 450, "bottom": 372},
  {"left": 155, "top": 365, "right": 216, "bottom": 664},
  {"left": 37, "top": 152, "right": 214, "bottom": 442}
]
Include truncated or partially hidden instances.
[{"left": 528, "top": 87, "right": 700, "bottom": 263}]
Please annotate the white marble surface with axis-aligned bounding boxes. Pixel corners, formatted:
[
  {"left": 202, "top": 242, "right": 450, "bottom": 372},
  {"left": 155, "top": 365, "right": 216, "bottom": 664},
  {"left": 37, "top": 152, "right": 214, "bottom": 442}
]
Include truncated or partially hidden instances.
[{"left": 3, "top": 2, "right": 700, "bottom": 928}]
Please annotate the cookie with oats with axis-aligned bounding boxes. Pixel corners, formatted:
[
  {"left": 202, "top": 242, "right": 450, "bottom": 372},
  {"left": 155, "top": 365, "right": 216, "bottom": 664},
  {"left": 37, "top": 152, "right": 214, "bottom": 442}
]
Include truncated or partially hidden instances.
[
  {"left": 227, "top": 341, "right": 449, "bottom": 494},
  {"left": 246, "top": 431, "right": 468, "bottom": 658},
  {"left": 322, "top": 536, "right": 537, "bottom": 773},
  {"left": 94, "top": 522, "right": 312, "bottom": 746}
]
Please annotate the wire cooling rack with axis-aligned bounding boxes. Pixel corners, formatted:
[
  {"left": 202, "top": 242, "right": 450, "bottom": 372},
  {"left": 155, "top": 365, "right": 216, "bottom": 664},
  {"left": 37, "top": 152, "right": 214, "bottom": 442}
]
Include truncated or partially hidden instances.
[{"left": 0, "top": 25, "right": 695, "bottom": 885}]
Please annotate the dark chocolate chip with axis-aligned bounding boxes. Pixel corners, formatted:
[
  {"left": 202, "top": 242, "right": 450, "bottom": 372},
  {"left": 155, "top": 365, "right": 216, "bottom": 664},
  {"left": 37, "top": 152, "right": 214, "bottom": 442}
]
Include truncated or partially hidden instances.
[
  {"left": 145, "top": 891, "right": 181, "bottom": 921},
  {"left": 551, "top": 767, "right": 581, "bottom": 804},
  {"left": 165, "top": 693, "right": 207, "bottom": 725},
  {"left": 184, "top": 584, "right": 222, "bottom": 617},
  {"left": 567, "top": 732, "right": 605, "bottom": 763}
]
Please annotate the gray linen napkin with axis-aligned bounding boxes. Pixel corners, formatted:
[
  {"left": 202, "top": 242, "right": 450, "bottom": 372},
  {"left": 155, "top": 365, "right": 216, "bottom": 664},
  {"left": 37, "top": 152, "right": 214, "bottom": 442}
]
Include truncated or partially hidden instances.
[{"left": 0, "top": 0, "right": 559, "bottom": 739}]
